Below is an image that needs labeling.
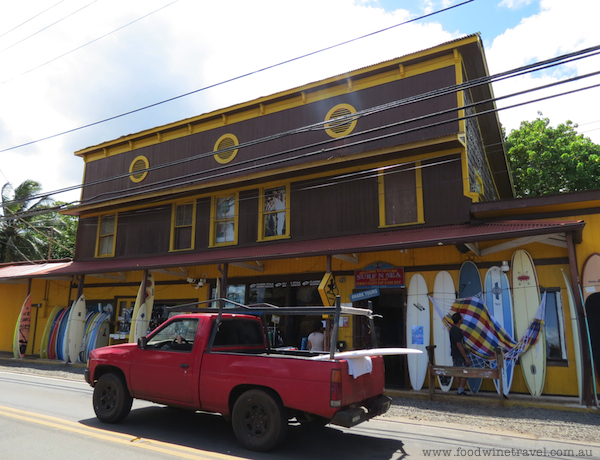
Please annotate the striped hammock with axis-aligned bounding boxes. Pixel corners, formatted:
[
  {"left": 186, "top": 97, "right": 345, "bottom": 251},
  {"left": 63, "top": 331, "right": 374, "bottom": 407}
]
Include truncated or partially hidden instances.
[{"left": 430, "top": 293, "right": 546, "bottom": 362}]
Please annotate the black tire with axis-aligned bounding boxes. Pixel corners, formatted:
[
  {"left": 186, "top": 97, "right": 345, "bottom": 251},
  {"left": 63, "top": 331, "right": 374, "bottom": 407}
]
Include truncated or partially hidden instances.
[
  {"left": 93, "top": 373, "right": 133, "bottom": 423},
  {"left": 231, "top": 389, "right": 288, "bottom": 452}
]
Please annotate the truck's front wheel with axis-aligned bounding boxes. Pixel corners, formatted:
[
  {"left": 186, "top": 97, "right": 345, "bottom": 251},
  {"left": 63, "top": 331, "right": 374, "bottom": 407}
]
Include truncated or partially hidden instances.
[
  {"left": 93, "top": 373, "right": 133, "bottom": 423},
  {"left": 232, "top": 389, "right": 288, "bottom": 451}
]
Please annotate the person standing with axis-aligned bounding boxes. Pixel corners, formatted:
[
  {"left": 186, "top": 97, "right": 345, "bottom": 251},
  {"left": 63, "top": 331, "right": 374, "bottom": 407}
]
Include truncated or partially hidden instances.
[
  {"left": 308, "top": 321, "right": 325, "bottom": 351},
  {"left": 450, "top": 312, "right": 472, "bottom": 395}
]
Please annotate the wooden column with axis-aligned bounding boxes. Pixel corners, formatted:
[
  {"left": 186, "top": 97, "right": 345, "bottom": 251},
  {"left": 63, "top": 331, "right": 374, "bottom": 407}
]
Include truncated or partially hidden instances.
[{"left": 566, "top": 231, "right": 593, "bottom": 407}]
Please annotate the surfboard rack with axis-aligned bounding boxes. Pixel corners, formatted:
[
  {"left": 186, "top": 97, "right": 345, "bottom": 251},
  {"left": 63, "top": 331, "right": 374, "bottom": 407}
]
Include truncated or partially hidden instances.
[
  {"left": 426, "top": 345, "right": 506, "bottom": 403},
  {"left": 168, "top": 296, "right": 376, "bottom": 359}
]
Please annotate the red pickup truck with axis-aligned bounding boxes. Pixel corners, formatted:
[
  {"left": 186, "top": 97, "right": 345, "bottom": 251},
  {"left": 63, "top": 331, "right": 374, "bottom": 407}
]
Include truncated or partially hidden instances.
[{"left": 85, "top": 300, "right": 393, "bottom": 451}]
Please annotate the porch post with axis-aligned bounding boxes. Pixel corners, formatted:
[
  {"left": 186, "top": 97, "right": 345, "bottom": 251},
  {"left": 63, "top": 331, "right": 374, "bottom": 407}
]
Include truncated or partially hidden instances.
[
  {"left": 566, "top": 231, "right": 593, "bottom": 407},
  {"left": 218, "top": 263, "right": 228, "bottom": 298},
  {"left": 76, "top": 274, "right": 85, "bottom": 299}
]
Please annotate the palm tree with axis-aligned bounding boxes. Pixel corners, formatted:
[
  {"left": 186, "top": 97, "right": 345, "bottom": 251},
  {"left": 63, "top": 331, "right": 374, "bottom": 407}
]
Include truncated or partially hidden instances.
[{"left": 0, "top": 180, "right": 60, "bottom": 263}]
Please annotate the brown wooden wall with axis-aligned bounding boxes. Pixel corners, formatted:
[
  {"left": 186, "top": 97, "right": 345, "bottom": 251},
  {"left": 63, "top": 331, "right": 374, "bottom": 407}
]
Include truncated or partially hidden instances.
[
  {"left": 74, "top": 150, "right": 471, "bottom": 261},
  {"left": 80, "top": 67, "right": 458, "bottom": 204}
]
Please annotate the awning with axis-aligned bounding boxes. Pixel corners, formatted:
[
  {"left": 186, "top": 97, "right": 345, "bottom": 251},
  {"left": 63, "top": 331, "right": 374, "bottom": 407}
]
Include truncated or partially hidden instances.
[{"left": 0, "top": 219, "right": 585, "bottom": 281}]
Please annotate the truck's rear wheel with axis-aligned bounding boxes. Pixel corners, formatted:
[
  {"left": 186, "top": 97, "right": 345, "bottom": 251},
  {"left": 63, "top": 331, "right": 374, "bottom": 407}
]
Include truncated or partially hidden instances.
[
  {"left": 93, "top": 373, "right": 133, "bottom": 423},
  {"left": 232, "top": 389, "right": 288, "bottom": 451}
]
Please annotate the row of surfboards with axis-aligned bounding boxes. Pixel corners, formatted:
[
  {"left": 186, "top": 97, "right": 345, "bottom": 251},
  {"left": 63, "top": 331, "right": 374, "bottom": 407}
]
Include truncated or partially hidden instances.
[
  {"left": 406, "top": 249, "right": 552, "bottom": 397},
  {"left": 37, "top": 295, "right": 111, "bottom": 363},
  {"left": 13, "top": 272, "right": 156, "bottom": 362}
]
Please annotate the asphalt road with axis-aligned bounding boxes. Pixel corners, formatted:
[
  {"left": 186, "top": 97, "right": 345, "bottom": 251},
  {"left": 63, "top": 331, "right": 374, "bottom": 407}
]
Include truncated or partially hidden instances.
[{"left": 0, "top": 368, "right": 598, "bottom": 460}]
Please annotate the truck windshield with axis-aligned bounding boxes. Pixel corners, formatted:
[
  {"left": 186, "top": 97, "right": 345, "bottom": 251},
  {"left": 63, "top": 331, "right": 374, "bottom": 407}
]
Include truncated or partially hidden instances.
[{"left": 146, "top": 318, "right": 199, "bottom": 352}]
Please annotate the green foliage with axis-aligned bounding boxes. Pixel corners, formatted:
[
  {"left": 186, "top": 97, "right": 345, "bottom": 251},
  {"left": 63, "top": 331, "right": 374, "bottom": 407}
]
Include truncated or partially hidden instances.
[
  {"left": 506, "top": 114, "right": 600, "bottom": 198},
  {"left": 0, "top": 180, "right": 76, "bottom": 263}
]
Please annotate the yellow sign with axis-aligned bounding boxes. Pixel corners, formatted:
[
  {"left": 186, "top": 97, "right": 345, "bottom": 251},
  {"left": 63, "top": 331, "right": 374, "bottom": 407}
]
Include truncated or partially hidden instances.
[{"left": 318, "top": 272, "right": 339, "bottom": 306}]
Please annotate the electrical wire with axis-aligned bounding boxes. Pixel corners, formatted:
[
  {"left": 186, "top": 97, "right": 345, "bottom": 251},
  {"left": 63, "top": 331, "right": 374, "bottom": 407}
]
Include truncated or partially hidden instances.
[
  {"left": 4, "top": 73, "right": 600, "bottom": 222},
  {"left": 0, "top": 0, "right": 65, "bottom": 39},
  {"left": 0, "top": 0, "right": 474, "bottom": 154},
  {"left": 0, "top": 0, "right": 180, "bottom": 85},
  {"left": 3, "top": 41, "right": 600, "bottom": 217},
  {"left": 0, "top": 0, "right": 98, "bottom": 54},
  {"left": 5, "top": 45, "right": 600, "bottom": 212}
]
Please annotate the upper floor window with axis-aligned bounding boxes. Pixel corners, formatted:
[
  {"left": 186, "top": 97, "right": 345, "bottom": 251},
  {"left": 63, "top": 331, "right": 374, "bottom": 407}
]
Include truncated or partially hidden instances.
[
  {"left": 171, "top": 202, "right": 196, "bottom": 251},
  {"left": 259, "top": 184, "right": 289, "bottom": 241},
  {"left": 210, "top": 194, "right": 238, "bottom": 247},
  {"left": 96, "top": 214, "right": 117, "bottom": 257},
  {"left": 378, "top": 162, "right": 424, "bottom": 227}
]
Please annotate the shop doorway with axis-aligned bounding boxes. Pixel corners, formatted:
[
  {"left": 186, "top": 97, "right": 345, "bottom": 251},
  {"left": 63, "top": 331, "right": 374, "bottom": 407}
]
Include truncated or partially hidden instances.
[{"left": 354, "top": 288, "right": 407, "bottom": 388}]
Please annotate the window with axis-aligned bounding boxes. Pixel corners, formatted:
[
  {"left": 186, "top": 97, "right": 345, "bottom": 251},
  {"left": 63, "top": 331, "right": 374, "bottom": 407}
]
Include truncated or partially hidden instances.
[
  {"left": 378, "top": 162, "right": 424, "bottom": 227},
  {"left": 210, "top": 194, "right": 238, "bottom": 247},
  {"left": 212, "top": 319, "right": 265, "bottom": 348},
  {"left": 170, "top": 202, "right": 196, "bottom": 251},
  {"left": 96, "top": 214, "right": 117, "bottom": 257},
  {"left": 146, "top": 318, "right": 199, "bottom": 352},
  {"left": 259, "top": 185, "right": 289, "bottom": 241},
  {"left": 544, "top": 288, "right": 567, "bottom": 361}
]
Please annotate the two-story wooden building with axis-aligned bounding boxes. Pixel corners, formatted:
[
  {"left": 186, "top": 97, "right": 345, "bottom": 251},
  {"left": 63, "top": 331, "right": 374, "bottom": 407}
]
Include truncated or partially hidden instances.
[{"left": 0, "top": 34, "right": 597, "bottom": 405}]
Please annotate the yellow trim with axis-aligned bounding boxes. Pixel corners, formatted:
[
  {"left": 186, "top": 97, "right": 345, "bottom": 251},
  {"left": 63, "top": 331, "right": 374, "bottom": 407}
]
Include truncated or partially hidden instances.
[
  {"left": 209, "top": 193, "right": 239, "bottom": 247},
  {"left": 377, "top": 161, "right": 425, "bottom": 228},
  {"left": 95, "top": 213, "right": 118, "bottom": 258},
  {"left": 169, "top": 201, "right": 197, "bottom": 252},
  {"left": 213, "top": 133, "right": 239, "bottom": 164},
  {"left": 75, "top": 36, "right": 477, "bottom": 163},
  {"left": 68, "top": 135, "right": 464, "bottom": 217},
  {"left": 258, "top": 183, "right": 290, "bottom": 242},
  {"left": 129, "top": 155, "right": 149, "bottom": 183},
  {"left": 324, "top": 103, "right": 358, "bottom": 138},
  {"left": 454, "top": 49, "right": 466, "bottom": 136}
]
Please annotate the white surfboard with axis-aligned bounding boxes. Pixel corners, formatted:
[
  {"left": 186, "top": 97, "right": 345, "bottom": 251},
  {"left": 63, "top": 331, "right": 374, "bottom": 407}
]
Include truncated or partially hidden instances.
[
  {"left": 432, "top": 271, "right": 455, "bottom": 392},
  {"left": 311, "top": 347, "right": 423, "bottom": 360},
  {"left": 512, "top": 249, "right": 546, "bottom": 397},
  {"left": 406, "top": 273, "right": 430, "bottom": 391},
  {"left": 129, "top": 272, "right": 155, "bottom": 343},
  {"left": 66, "top": 295, "right": 87, "bottom": 364},
  {"left": 485, "top": 266, "right": 515, "bottom": 396},
  {"left": 562, "top": 269, "right": 583, "bottom": 405}
]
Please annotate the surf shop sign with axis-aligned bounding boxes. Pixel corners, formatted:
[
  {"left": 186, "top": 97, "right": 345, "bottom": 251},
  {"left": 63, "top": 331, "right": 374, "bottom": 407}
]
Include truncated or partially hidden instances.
[{"left": 355, "top": 263, "right": 405, "bottom": 288}]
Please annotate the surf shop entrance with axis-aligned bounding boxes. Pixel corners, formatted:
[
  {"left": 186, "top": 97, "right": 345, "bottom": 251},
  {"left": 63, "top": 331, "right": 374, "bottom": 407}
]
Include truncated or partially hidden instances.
[{"left": 352, "top": 264, "right": 408, "bottom": 389}]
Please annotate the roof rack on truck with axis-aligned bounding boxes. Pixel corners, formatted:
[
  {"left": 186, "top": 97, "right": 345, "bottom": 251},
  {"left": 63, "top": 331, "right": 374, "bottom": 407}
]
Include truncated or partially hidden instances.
[{"left": 167, "top": 295, "right": 378, "bottom": 359}]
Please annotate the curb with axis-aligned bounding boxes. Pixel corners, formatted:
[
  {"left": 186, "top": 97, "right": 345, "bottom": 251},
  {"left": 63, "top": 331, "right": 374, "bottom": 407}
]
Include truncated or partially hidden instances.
[{"left": 384, "top": 388, "right": 599, "bottom": 413}]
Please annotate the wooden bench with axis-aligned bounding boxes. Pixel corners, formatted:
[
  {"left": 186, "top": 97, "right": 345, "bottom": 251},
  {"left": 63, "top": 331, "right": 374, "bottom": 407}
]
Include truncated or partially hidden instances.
[{"left": 426, "top": 345, "right": 505, "bottom": 403}]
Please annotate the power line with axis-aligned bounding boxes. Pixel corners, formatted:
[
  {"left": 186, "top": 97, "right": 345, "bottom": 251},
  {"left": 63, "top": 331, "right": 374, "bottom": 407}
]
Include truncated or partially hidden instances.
[
  {"left": 0, "top": 0, "right": 65, "bottom": 39},
  {"left": 0, "top": 0, "right": 474, "bottom": 154},
  {"left": 0, "top": 0, "right": 179, "bottom": 85},
  {"left": 3, "top": 40, "right": 600, "bottom": 215},
  {"left": 5, "top": 69, "right": 600, "bottom": 221},
  {"left": 10, "top": 44, "right": 600, "bottom": 207},
  {"left": 0, "top": 0, "right": 98, "bottom": 54}
]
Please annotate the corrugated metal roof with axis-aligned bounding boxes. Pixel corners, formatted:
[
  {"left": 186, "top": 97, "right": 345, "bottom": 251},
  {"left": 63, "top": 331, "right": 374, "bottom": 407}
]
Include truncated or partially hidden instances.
[{"left": 0, "top": 219, "right": 583, "bottom": 282}]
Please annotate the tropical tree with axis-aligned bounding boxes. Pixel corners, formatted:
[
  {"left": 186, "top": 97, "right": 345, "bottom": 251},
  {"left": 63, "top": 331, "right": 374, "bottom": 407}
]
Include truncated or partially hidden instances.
[
  {"left": 505, "top": 114, "right": 600, "bottom": 198},
  {"left": 41, "top": 202, "right": 78, "bottom": 260},
  {"left": 0, "top": 180, "right": 69, "bottom": 263}
]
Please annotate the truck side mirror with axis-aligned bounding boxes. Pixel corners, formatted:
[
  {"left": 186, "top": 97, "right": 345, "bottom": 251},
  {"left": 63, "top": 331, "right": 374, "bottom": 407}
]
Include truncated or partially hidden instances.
[{"left": 138, "top": 336, "right": 148, "bottom": 349}]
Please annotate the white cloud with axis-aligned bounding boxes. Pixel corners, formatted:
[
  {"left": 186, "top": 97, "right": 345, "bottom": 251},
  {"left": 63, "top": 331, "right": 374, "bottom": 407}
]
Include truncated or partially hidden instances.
[
  {"left": 499, "top": 0, "right": 534, "bottom": 8},
  {"left": 487, "top": 0, "right": 600, "bottom": 141}
]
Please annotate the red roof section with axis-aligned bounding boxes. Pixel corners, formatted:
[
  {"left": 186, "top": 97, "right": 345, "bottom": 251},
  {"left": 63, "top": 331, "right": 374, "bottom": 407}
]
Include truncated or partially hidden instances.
[{"left": 0, "top": 220, "right": 584, "bottom": 280}]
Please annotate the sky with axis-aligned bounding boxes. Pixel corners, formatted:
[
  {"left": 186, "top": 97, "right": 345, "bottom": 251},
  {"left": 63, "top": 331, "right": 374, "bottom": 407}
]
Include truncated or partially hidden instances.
[{"left": 1, "top": 0, "right": 599, "bottom": 204}]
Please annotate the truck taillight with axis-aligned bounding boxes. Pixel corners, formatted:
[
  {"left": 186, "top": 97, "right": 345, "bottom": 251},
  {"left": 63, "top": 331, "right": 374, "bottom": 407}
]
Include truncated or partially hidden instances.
[{"left": 330, "top": 369, "right": 342, "bottom": 407}]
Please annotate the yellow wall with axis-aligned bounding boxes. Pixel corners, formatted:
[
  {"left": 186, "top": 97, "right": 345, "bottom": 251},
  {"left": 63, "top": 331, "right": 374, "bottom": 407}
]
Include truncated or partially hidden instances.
[{"left": 0, "top": 219, "right": 592, "bottom": 398}]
